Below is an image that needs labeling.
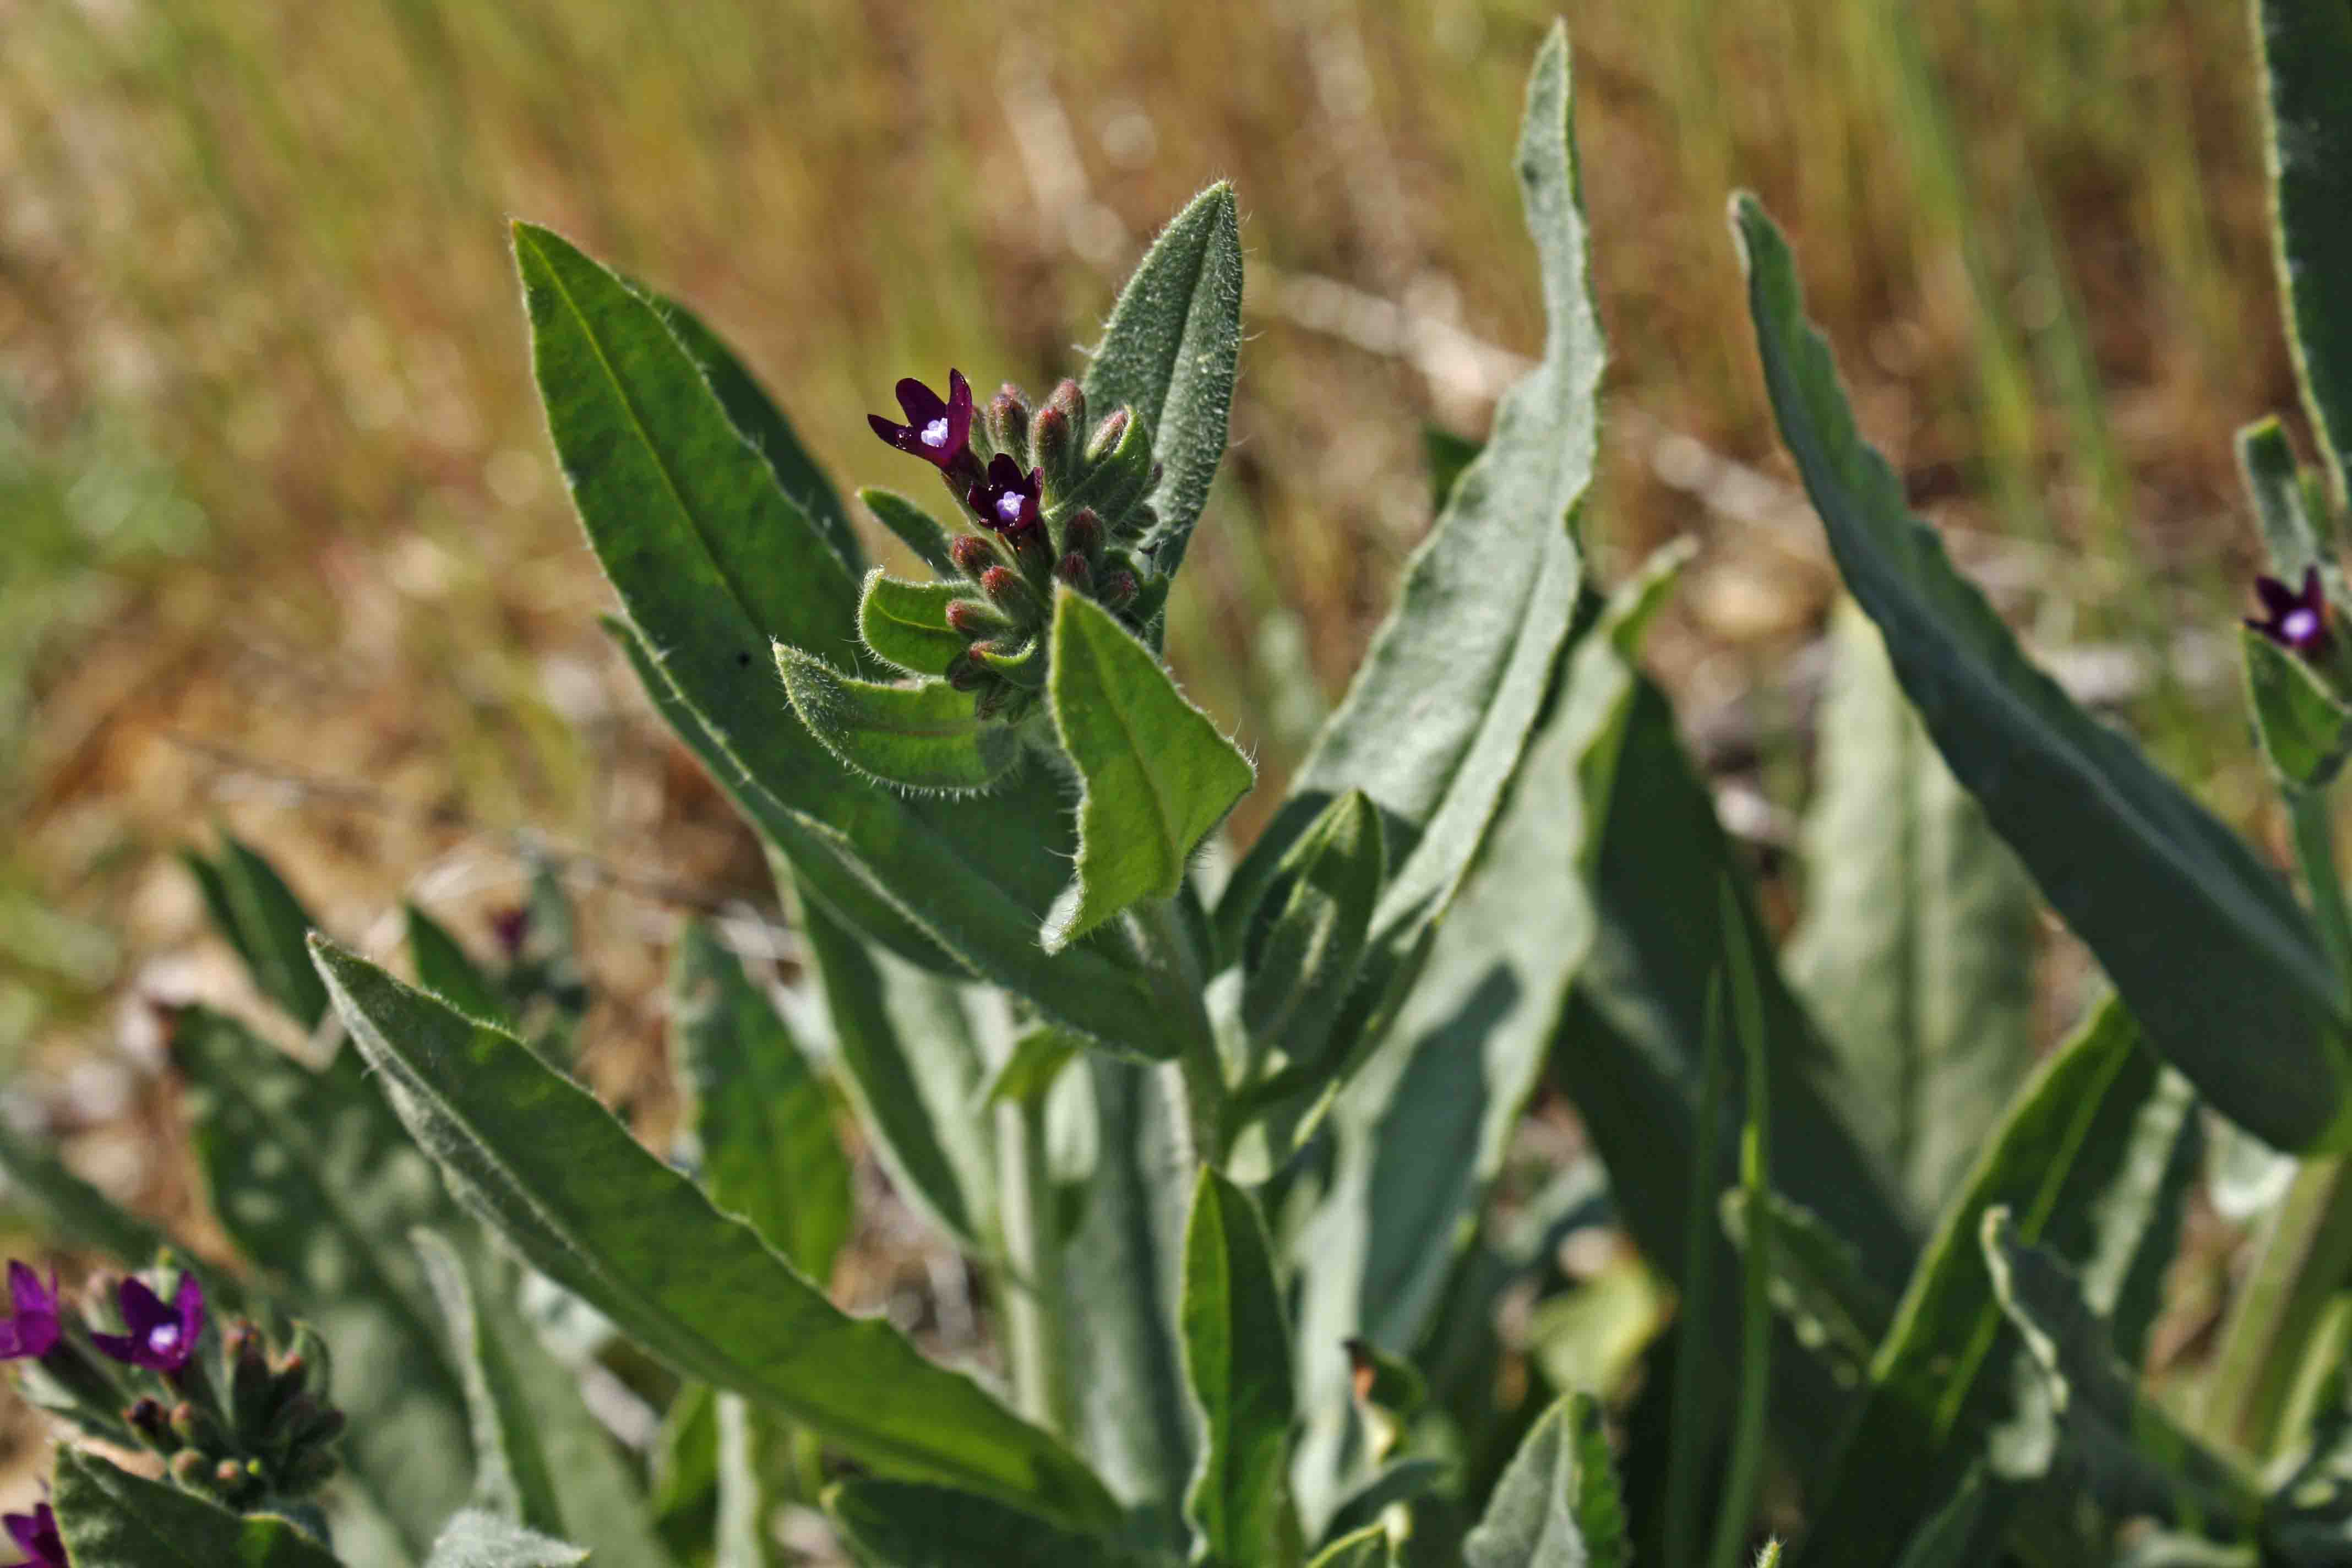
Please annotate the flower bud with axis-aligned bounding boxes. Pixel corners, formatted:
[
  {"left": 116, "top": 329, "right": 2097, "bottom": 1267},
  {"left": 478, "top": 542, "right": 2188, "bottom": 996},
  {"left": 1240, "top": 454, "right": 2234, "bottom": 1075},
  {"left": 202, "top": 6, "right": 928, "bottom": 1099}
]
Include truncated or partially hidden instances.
[
  {"left": 1061, "top": 508, "right": 1103, "bottom": 560},
  {"left": 987, "top": 384, "right": 1031, "bottom": 459},
  {"left": 168, "top": 1450, "right": 208, "bottom": 1489},
  {"left": 945, "top": 656, "right": 989, "bottom": 693},
  {"left": 1030, "top": 407, "right": 1075, "bottom": 491},
  {"left": 1056, "top": 553, "right": 1094, "bottom": 593},
  {"left": 1045, "top": 377, "right": 1087, "bottom": 433},
  {"left": 213, "top": 1458, "right": 246, "bottom": 1490},
  {"left": 126, "top": 1396, "right": 174, "bottom": 1451},
  {"left": 945, "top": 598, "right": 1008, "bottom": 638},
  {"left": 980, "top": 565, "right": 1041, "bottom": 620},
  {"left": 1099, "top": 569, "right": 1140, "bottom": 608},
  {"left": 1085, "top": 407, "right": 1131, "bottom": 463},
  {"left": 948, "top": 532, "right": 999, "bottom": 580}
]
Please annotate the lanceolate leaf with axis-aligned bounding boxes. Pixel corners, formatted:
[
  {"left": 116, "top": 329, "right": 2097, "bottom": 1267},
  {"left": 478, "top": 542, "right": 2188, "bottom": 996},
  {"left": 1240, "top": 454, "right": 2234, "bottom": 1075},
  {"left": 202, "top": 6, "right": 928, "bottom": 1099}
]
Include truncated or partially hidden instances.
[
  {"left": 192, "top": 835, "right": 330, "bottom": 1031},
  {"left": 1462, "top": 1392, "right": 1628, "bottom": 1568},
  {"left": 648, "top": 290, "right": 863, "bottom": 578},
  {"left": 1082, "top": 182, "right": 1244, "bottom": 581},
  {"left": 1219, "top": 23, "right": 1596, "bottom": 974},
  {"left": 407, "top": 903, "right": 513, "bottom": 1026},
  {"left": 313, "top": 940, "right": 1120, "bottom": 1537},
  {"left": 2253, "top": 0, "right": 2352, "bottom": 499},
  {"left": 1798, "top": 999, "right": 2201, "bottom": 1568},
  {"left": 1239, "top": 788, "right": 1385, "bottom": 1070},
  {"left": 2244, "top": 629, "right": 2352, "bottom": 791},
  {"left": 52, "top": 1447, "right": 344, "bottom": 1568},
  {"left": 861, "top": 488, "right": 961, "bottom": 581},
  {"left": 527, "top": 226, "right": 1187, "bottom": 1058},
  {"left": 825, "top": 1481, "right": 1140, "bottom": 1568},
  {"left": 672, "top": 919, "right": 852, "bottom": 1281},
  {"left": 1787, "top": 601, "right": 2040, "bottom": 1223},
  {"left": 777, "top": 646, "right": 1020, "bottom": 796},
  {"left": 1734, "top": 196, "right": 2352, "bottom": 1152},
  {"left": 423, "top": 1511, "right": 589, "bottom": 1568},
  {"left": 1182, "top": 1170, "right": 1299, "bottom": 1566},
  {"left": 176, "top": 1006, "right": 473, "bottom": 1554},
  {"left": 415, "top": 1231, "right": 674, "bottom": 1568},
  {"left": 859, "top": 569, "right": 969, "bottom": 679},
  {"left": 1044, "top": 587, "right": 1253, "bottom": 954},
  {"left": 2239, "top": 418, "right": 2338, "bottom": 579}
]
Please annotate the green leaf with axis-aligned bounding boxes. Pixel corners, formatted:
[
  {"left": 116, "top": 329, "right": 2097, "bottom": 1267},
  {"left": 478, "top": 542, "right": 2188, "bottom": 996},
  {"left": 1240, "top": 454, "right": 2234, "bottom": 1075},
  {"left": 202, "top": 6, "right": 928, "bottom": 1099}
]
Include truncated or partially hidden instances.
[
  {"left": 176, "top": 1006, "right": 473, "bottom": 1555},
  {"left": 714, "top": 1394, "right": 777, "bottom": 1568},
  {"left": 824, "top": 1481, "right": 1141, "bottom": 1567},
  {"left": 1219, "top": 23, "right": 1595, "bottom": 976},
  {"left": 1043, "top": 587, "right": 1253, "bottom": 953},
  {"left": 1979, "top": 1210, "right": 2257, "bottom": 1531},
  {"left": 1721, "top": 1188, "right": 1897, "bottom": 1382},
  {"left": 1709, "top": 899, "right": 1776, "bottom": 1568},
  {"left": 858, "top": 569, "right": 969, "bottom": 679},
  {"left": 415, "top": 1230, "right": 675, "bottom": 1567},
  {"left": 52, "top": 1447, "right": 344, "bottom": 1568},
  {"left": 525, "top": 224, "right": 1184, "bottom": 1054},
  {"left": 1786, "top": 601, "right": 2041, "bottom": 1223},
  {"left": 1733, "top": 194, "right": 2352, "bottom": 1152},
  {"left": 2239, "top": 417, "right": 2338, "bottom": 578},
  {"left": 1798, "top": 998, "right": 2203, "bottom": 1568},
  {"left": 422, "top": 1511, "right": 589, "bottom": 1568},
  {"left": 196, "top": 835, "right": 331, "bottom": 1031},
  {"left": 313, "top": 938, "right": 1119, "bottom": 1536},
  {"left": 1308, "top": 1526, "right": 1395, "bottom": 1568},
  {"left": 792, "top": 878, "right": 993, "bottom": 1250},
  {"left": 1240, "top": 790, "right": 1385, "bottom": 1073},
  {"left": 1182, "top": 1169, "right": 1299, "bottom": 1565},
  {"left": 406, "top": 904, "right": 513, "bottom": 1026},
  {"left": 861, "top": 488, "right": 961, "bottom": 580},
  {"left": 1081, "top": 182, "right": 1244, "bottom": 580},
  {"left": 1462, "top": 1392, "right": 1628, "bottom": 1568},
  {"left": 1318, "top": 1460, "right": 1445, "bottom": 1550},
  {"left": 672, "top": 918, "right": 852, "bottom": 1280},
  {"left": 982, "top": 1025, "right": 1087, "bottom": 1107},
  {"left": 651, "top": 1381, "right": 721, "bottom": 1558},
  {"left": 648, "top": 290, "right": 863, "bottom": 578},
  {"left": 2246, "top": 628, "right": 2352, "bottom": 791},
  {"left": 776, "top": 646, "right": 1020, "bottom": 796},
  {"left": 0, "top": 1115, "right": 176, "bottom": 1268},
  {"left": 2253, "top": 0, "right": 2352, "bottom": 500}
]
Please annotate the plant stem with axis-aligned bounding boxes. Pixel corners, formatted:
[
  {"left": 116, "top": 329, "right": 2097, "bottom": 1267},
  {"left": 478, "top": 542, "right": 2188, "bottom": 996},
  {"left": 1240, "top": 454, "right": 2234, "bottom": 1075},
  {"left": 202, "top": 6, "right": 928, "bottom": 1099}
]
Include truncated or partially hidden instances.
[
  {"left": 2202, "top": 1153, "right": 2352, "bottom": 1458},
  {"left": 995, "top": 1091, "right": 1072, "bottom": 1436},
  {"left": 2290, "top": 790, "right": 2352, "bottom": 979},
  {"left": 1129, "top": 895, "right": 1229, "bottom": 1169}
]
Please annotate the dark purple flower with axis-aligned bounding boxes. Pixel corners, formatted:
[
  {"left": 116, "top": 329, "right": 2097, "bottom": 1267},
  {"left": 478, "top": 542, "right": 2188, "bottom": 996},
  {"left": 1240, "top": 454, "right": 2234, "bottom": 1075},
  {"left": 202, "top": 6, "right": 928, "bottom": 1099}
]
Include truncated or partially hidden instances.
[
  {"left": 2250, "top": 567, "right": 2334, "bottom": 657},
  {"left": 0, "top": 1266, "right": 58, "bottom": 1363},
  {"left": 2, "top": 1503, "right": 62, "bottom": 1568},
  {"left": 967, "top": 454, "right": 1043, "bottom": 536},
  {"left": 868, "top": 371, "right": 975, "bottom": 472},
  {"left": 90, "top": 1273, "right": 203, "bottom": 1375}
]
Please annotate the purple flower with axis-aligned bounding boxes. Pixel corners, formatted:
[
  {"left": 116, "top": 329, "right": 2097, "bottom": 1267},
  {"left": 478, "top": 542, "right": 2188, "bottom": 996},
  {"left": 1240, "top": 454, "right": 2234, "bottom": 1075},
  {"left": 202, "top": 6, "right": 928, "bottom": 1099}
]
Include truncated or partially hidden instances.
[
  {"left": 0, "top": 1265, "right": 58, "bottom": 1363},
  {"left": 967, "top": 454, "right": 1043, "bottom": 536},
  {"left": 489, "top": 905, "right": 531, "bottom": 960},
  {"left": 869, "top": 371, "right": 975, "bottom": 472},
  {"left": 2, "top": 1503, "right": 62, "bottom": 1568},
  {"left": 2250, "top": 567, "right": 2334, "bottom": 657},
  {"left": 90, "top": 1274, "right": 203, "bottom": 1376}
]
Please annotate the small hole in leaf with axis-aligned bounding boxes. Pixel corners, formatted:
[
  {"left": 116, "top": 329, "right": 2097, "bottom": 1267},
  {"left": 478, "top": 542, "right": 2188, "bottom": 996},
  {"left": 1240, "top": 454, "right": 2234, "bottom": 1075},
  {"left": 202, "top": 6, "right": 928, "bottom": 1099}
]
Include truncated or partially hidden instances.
[{"left": 737, "top": 651, "right": 752, "bottom": 668}]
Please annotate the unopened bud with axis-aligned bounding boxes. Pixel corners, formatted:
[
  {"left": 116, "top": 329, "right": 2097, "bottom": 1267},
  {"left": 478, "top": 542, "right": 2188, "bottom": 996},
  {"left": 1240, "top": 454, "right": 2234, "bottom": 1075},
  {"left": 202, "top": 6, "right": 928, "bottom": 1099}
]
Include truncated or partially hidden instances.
[
  {"left": 127, "top": 1396, "right": 173, "bottom": 1450},
  {"left": 987, "top": 384, "right": 1031, "bottom": 458},
  {"left": 979, "top": 566, "right": 1039, "bottom": 619},
  {"left": 1056, "top": 553, "right": 1094, "bottom": 592},
  {"left": 1030, "top": 407, "right": 1075, "bottom": 489},
  {"left": 972, "top": 684, "right": 1012, "bottom": 722},
  {"left": 945, "top": 656, "right": 989, "bottom": 693},
  {"left": 945, "top": 598, "right": 1006, "bottom": 637},
  {"left": 1099, "top": 570, "right": 1140, "bottom": 608},
  {"left": 1085, "top": 407, "right": 1131, "bottom": 462},
  {"left": 949, "top": 533, "right": 998, "bottom": 579},
  {"left": 1045, "top": 378, "right": 1086, "bottom": 432},
  {"left": 214, "top": 1458, "right": 244, "bottom": 1488},
  {"left": 1061, "top": 509, "right": 1103, "bottom": 558},
  {"left": 168, "top": 1450, "right": 208, "bottom": 1488}
]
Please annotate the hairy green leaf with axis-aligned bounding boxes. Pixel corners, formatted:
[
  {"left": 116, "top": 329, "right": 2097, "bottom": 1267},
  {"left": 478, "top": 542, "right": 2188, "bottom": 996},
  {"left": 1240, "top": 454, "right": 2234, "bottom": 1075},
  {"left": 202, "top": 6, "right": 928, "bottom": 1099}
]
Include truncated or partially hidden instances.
[
  {"left": 52, "top": 1448, "right": 342, "bottom": 1568},
  {"left": 1182, "top": 1169, "right": 1299, "bottom": 1565},
  {"left": 1735, "top": 195, "right": 2351, "bottom": 1152},
  {"left": 2253, "top": 0, "right": 2352, "bottom": 500},
  {"left": 1799, "top": 999, "right": 2200, "bottom": 1567},
  {"left": 406, "top": 904, "right": 513, "bottom": 1027},
  {"left": 2246, "top": 629, "right": 2352, "bottom": 791},
  {"left": 858, "top": 569, "right": 969, "bottom": 679},
  {"left": 672, "top": 919, "right": 851, "bottom": 1280},
  {"left": 1721, "top": 1188, "right": 1897, "bottom": 1383},
  {"left": 1082, "top": 182, "right": 1244, "bottom": 580},
  {"left": 861, "top": 488, "right": 961, "bottom": 580},
  {"left": 416, "top": 1231, "right": 673, "bottom": 1566},
  {"left": 1463, "top": 1392, "right": 1627, "bottom": 1568},
  {"left": 314, "top": 939, "right": 1120, "bottom": 1537},
  {"left": 1240, "top": 789, "right": 1385, "bottom": 1071},
  {"left": 1219, "top": 23, "right": 1595, "bottom": 982},
  {"left": 1787, "top": 601, "right": 2040, "bottom": 1223},
  {"left": 191, "top": 835, "right": 330, "bottom": 1031},
  {"left": 777, "top": 646, "right": 1020, "bottom": 796},
  {"left": 177, "top": 1006, "right": 473, "bottom": 1554},
  {"left": 423, "top": 1511, "right": 589, "bottom": 1568},
  {"left": 1044, "top": 587, "right": 1253, "bottom": 953},
  {"left": 825, "top": 1481, "right": 1142, "bottom": 1568},
  {"left": 2239, "top": 418, "right": 2338, "bottom": 578},
  {"left": 983, "top": 1026, "right": 1087, "bottom": 1107}
]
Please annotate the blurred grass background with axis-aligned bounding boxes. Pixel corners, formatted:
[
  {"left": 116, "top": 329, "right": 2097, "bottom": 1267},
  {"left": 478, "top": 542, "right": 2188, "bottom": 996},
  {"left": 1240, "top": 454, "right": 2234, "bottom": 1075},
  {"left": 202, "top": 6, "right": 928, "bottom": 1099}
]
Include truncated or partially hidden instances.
[{"left": 0, "top": 0, "right": 2312, "bottom": 1278}]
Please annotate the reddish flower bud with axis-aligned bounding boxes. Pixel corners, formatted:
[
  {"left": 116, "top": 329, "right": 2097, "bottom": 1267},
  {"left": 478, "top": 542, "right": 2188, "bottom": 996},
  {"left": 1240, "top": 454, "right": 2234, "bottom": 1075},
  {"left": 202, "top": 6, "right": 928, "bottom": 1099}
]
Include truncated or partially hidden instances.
[
  {"left": 945, "top": 598, "right": 1005, "bottom": 636},
  {"left": 1031, "top": 407, "right": 1075, "bottom": 487},
  {"left": 1099, "top": 569, "right": 1140, "bottom": 608},
  {"left": 1056, "top": 553, "right": 1094, "bottom": 592},
  {"left": 948, "top": 533, "right": 999, "bottom": 579},
  {"left": 1085, "top": 407, "right": 1131, "bottom": 462},
  {"left": 1061, "top": 509, "right": 1103, "bottom": 558},
  {"left": 987, "top": 383, "right": 1031, "bottom": 458}
]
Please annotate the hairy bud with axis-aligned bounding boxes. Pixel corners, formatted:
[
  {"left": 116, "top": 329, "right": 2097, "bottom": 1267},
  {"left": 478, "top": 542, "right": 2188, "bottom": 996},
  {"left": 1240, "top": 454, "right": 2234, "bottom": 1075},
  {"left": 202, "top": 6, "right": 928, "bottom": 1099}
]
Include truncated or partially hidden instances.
[
  {"left": 1085, "top": 406, "right": 1131, "bottom": 463},
  {"left": 168, "top": 1450, "right": 208, "bottom": 1488},
  {"left": 949, "top": 532, "right": 999, "bottom": 579},
  {"left": 127, "top": 1396, "right": 174, "bottom": 1450},
  {"left": 1056, "top": 553, "right": 1094, "bottom": 592},
  {"left": 1030, "top": 407, "right": 1075, "bottom": 490},
  {"left": 1061, "top": 508, "right": 1103, "bottom": 559},
  {"left": 945, "top": 656, "right": 989, "bottom": 693},
  {"left": 945, "top": 598, "right": 1006, "bottom": 637},
  {"left": 979, "top": 565, "right": 1041, "bottom": 619},
  {"left": 1099, "top": 569, "right": 1140, "bottom": 608},
  {"left": 986, "top": 384, "right": 1031, "bottom": 458}
]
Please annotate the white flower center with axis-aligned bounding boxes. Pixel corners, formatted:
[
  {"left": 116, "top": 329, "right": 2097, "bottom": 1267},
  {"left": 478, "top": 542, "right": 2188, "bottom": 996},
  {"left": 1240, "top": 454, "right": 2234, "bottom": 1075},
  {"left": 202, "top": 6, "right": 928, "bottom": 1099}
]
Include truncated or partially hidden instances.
[
  {"left": 997, "top": 492, "right": 1024, "bottom": 523},
  {"left": 2286, "top": 608, "right": 2320, "bottom": 643},
  {"left": 921, "top": 417, "right": 951, "bottom": 449}
]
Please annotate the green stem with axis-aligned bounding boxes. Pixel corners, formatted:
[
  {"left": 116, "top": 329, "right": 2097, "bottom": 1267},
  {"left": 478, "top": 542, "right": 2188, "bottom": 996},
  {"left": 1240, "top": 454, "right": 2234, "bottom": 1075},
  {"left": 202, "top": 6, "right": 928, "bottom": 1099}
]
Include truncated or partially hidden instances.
[
  {"left": 2290, "top": 790, "right": 2352, "bottom": 979},
  {"left": 1129, "top": 896, "right": 1228, "bottom": 1169},
  {"left": 995, "top": 1092, "right": 1072, "bottom": 1436},
  {"left": 2202, "top": 1154, "right": 2352, "bottom": 1458}
]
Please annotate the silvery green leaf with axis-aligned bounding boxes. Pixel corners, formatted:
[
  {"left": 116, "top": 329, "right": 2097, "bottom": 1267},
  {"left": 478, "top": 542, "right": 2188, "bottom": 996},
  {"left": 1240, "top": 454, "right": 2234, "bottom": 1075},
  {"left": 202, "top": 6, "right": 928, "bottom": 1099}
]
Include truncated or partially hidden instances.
[{"left": 2253, "top": 0, "right": 2352, "bottom": 499}]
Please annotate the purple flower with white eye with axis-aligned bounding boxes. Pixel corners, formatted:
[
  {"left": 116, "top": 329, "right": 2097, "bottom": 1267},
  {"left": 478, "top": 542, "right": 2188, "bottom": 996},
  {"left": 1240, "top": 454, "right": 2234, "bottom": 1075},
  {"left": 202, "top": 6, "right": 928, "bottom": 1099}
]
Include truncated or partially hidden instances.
[
  {"left": 2249, "top": 567, "right": 2334, "bottom": 657},
  {"left": 90, "top": 1273, "right": 203, "bottom": 1376},
  {"left": 868, "top": 371, "right": 976, "bottom": 473},
  {"left": 967, "top": 454, "right": 1043, "bottom": 536},
  {"left": 0, "top": 1265, "right": 58, "bottom": 1363},
  {"left": 2, "top": 1503, "right": 61, "bottom": 1568}
]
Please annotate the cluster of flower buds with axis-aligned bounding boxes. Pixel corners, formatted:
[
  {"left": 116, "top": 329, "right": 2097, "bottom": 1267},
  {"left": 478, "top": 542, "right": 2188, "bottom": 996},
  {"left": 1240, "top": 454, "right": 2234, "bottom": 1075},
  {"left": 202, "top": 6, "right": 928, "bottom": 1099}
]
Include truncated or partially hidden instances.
[
  {"left": 870, "top": 369, "right": 1163, "bottom": 720},
  {"left": 0, "top": 1260, "right": 344, "bottom": 1513}
]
